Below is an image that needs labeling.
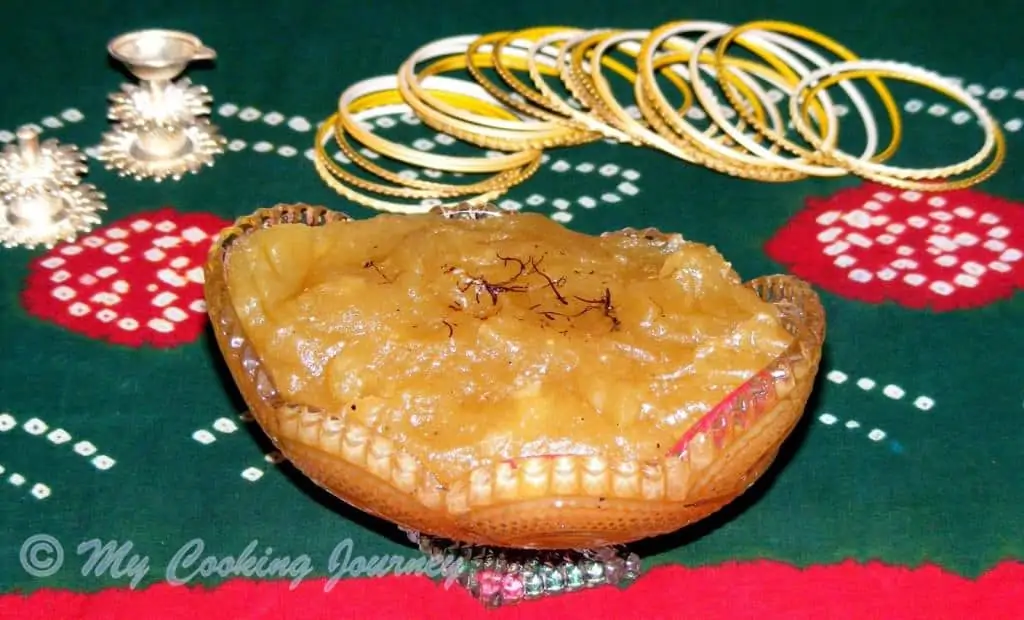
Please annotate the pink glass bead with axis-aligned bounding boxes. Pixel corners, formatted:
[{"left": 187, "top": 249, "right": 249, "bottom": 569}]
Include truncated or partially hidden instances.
[
  {"left": 501, "top": 573, "right": 524, "bottom": 600},
  {"left": 478, "top": 569, "right": 502, "bottom": 598}
]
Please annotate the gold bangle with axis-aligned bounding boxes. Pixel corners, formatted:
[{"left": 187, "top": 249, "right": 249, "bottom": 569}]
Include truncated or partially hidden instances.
[
  {"left": 636, "top": 22, "right": 832, "bottom": 170},
  {"left": 321, "top": 90, "right": 540, "bottom": 197},
  {"left": 634, "top": 24, "right": 806, "bottom": 181},
  {"left": 559, "top": 30, "right": 650, "bottom": 139},
  {"left": 792, "top": 60, "right": 1004, "bottom": 189},
  {"left": 634, "top": 89, "right": 805, "bottom": 182},
  {"left": 526, "top": 29, "right": 638, "bottom": 143},
  {"left": 712, "top": 20, "right": 903, "bottom": 167},
  {"left": 492, "top": 26, "right": 690, "bottom": 130},
  {"left": 396, "top": 34, "right": 589, "bottom": 150},
  {"left": 404, "top": 34, "right": 566, "bottom": 132},
  {"left": 521, "top": 28, "right": 700, "bottom": 146},
  {"left": 338, "top": 75, "right": 540, "bottom": 173},
  {"left": 465, "top": 27, "right": 600, "bottom": 137},
  {"left": 313, "top": 112, "right": 543, "bottom": 213},
  {"left": 488, "top": 26, "right": 592, "bottom": 123},
  {"left": 681, "top": 28, "right": 867, "bottom": 177},
  {"left": 398, "top": 53, "right": 581, "bottom": 150},
  {"left": 560, "top": 29, "right": 713, "bottom": 145},
  {"left": 568, "top": 29, "right": 775, "bottom": 149},
  {"left": 630, "top": 58, "right": 802, "bottom": 183},
  {"left": 336, "top": 64, "right": 545, "bottom": 191},
  {"left": 562, "top": 31, "right": 703, "bottom": 162}
]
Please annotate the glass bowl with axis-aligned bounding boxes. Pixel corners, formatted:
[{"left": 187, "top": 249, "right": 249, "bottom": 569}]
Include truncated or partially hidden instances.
[{"left": 203, "top": 203, "right": 825, "bottom": 550}]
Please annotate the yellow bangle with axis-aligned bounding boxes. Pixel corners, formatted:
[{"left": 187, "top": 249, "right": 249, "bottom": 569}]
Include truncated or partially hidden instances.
[
  {"left": 524, "top": 29, "right": 640, "bottom": 143},
  {"left": 314, "top": 112, "right": 542, "bottom": 213},
  {"left": 712, "top": 20, "right": 902, "bottom": 166},
  {"left": 635, "top": 23, "right": 808, "bottom": 181},
  {"left": 559, "top": 29, "right": 708, "bottom": 144},
  {"left": 566, "top": 29, "right": 777, "bottom": 149},
  {"left": 492, "top": 26, "right": 693, "bottom": 131},
  {"left": 792, "top": 60, "right": 1004, "bottom": 189},
  {"left": 337, "top": 74, "right": 540, "bottom": 173},
  {"left": 559, "top": 30, "right": 738, "bottom": 162},
  {"left": 336, "top": 53, "right": 561, "bottom": 187},
  {"left": 488, "top": 27, "right": 593, "bottom": 122},
  {"left": 680, "top": 28, "right": 863, "bottom": 177},
  {"left": 397, "top": 34, "right": 589, "bottom": 150},
  {"left": 636, "top": 23, "right": 833, "bottom": 162},
  {"left": 465, "top": 27, "right": 601, "bottom": 138},
  {"left": 321, "top": 89, "right": 540, "bottom": 197}
]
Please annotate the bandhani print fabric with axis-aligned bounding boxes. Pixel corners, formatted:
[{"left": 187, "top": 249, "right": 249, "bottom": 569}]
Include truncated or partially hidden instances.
[
  {"left": 1, "top": 562, "right": 1022, "bottom": 619},
  {"left": 21, "top": 208, "right": 230, "bottom": 348},
  {"left": 765, "top": 183, "right": 1024, "bottom": 311}
]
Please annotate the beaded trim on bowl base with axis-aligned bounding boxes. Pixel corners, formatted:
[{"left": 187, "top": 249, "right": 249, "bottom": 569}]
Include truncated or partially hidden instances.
[{"left": 404, "top": 529, "right": 642, "bottom": 607}]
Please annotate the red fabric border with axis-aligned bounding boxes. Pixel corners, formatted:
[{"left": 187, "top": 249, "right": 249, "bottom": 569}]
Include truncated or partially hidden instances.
[{"left": 1, "top": 560, "right": 1021, "bottom": 619}]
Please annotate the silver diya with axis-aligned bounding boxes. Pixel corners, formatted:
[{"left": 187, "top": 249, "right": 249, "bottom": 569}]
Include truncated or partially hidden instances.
[
  {"left": 98, "top": 29, "right": 226, "bottom": 182},
  {"left": 0, "top": 126, "right": 106, "bottom": 249}
]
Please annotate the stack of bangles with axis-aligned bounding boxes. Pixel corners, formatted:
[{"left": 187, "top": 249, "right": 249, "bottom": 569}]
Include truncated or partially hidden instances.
[{"left": 312, "top": 20, "right": 1006, "bottom": 213}]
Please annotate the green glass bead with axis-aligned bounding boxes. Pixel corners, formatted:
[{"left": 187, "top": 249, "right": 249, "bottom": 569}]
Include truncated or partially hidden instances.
[
  {"left": 523, "top": 571, "right": 544, "bottom": 597},
  {"left": 541, "top": 565, "right": 565, "bottom": 592},
  {"left": 564, "top": 563, "right": 585, "bottom": 590}
]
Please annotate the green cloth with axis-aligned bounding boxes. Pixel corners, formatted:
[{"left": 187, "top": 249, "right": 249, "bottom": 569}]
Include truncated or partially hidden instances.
[{"left": 1, "top": 0, "right": 1022, "bottom": 594}]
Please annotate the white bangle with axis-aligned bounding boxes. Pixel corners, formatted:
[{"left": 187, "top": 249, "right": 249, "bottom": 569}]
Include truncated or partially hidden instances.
[
  {"left": 529, "top": 29, "right": 636, "bottom": 143},
  {"left": 397, "top": 34, "right": 567, "bottom": 133},
  {"left": 636, "top": 21, "right": 798, "bottom": 175},
  {"left": 789, "top": 59, "right": 998, "bottom": 180},
  {"left": 687, "top": 26, "right": 880, "bottom": 177},
  {"left": 581, "top": 29, "right": 701, "bottom": 162},
  {"left": 316, "top": 94, "right": 536, "bottom": 213},
  {"left": 338, "top": 74, "right": 539, "bottom": 173}
]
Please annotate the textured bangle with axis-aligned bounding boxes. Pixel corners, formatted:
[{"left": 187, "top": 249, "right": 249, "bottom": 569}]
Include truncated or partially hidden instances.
[
  {"left": 561, "top": 29, "right": 710, "bottom": 147},
  {"left": 493, "top": 26, "right": 686, "bottom": 133},
  {"left": 635, "top": 21, "right": 805, "bottom": 181},
  {"left": 711, "top": 20, "right": 902, "bottom": 170},
  {"left": 323, "top": 90, "right": 539, "bottom": 196},
  {"left": 402, "top": 34, "right": 560, "bottom": 132},
  {"left": 637, "top": 22, "right": 826, "bottom": 167},
  {"left": 559, "top": 30, "right": 645, "bottom": 139},
  {"left": 314, "top": 109, "right": 542, "bottom": 213},
  {"left": 489, "top": 27, "right": 592, "bottom": 122},
  {"left": 577, "top": 29, "right": 781, "bottom": 154},
  {"left": 527, "top": 29, "right": 639, "bottom": 144},
  {"left": 687, "top": 27, "right": 872, "bottom": 177},
  {"left": 791, "top": 60, "right": 1004, "bottom": 188},
  {"left": 567, "top": 30, "right": 713, "bottom": 162},
  {"left": 578, "top": 34, "right": 701, "bottom": 162},
  {"left": 397, "top": 34, "right": 589, "bottom": 150},
  {"left": 338, "top": 75, "right": 541, "bottom": 173},
  {"left": 466, "top": 27, "right": 600, "bottom": 139}
]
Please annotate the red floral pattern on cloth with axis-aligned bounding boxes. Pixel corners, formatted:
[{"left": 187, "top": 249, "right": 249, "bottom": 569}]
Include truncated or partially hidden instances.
[
  {"left": 21, "top": 208, "right": 230, "bottom": 347},
  {"left": 1, "top": 561, "right": 1021, "bottom": 619},
  {"left": 766, "top": 184, "right": 1024, "bottom": 311}
]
